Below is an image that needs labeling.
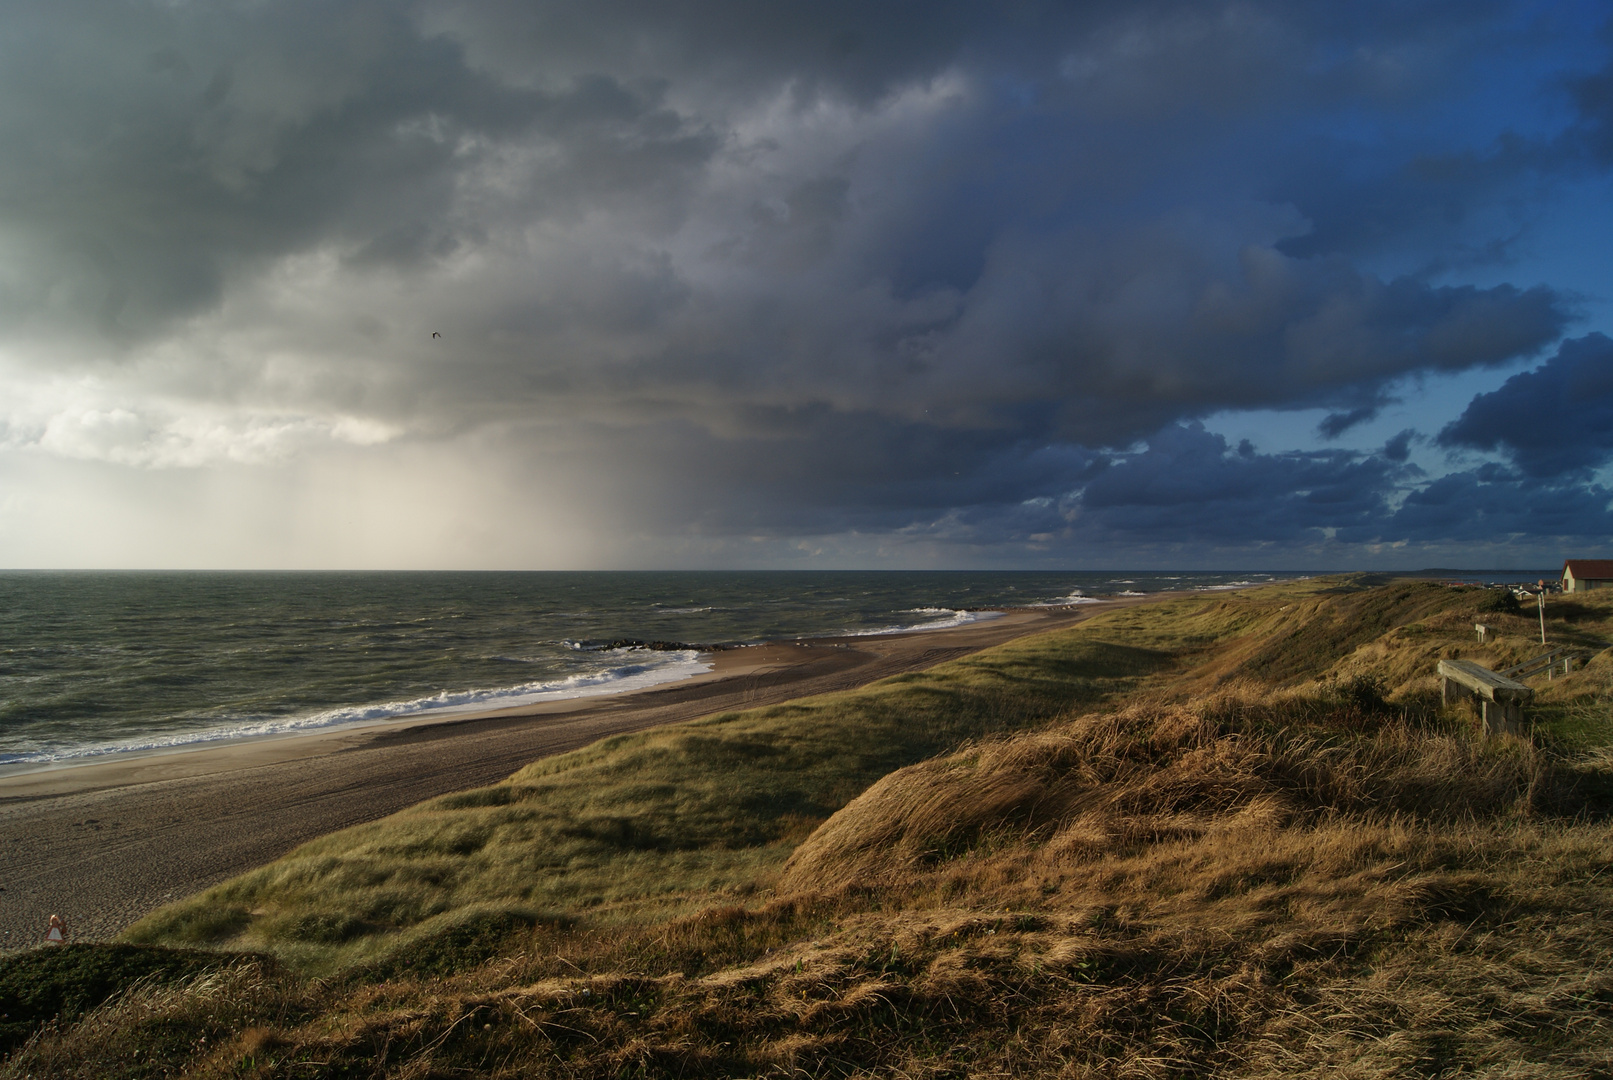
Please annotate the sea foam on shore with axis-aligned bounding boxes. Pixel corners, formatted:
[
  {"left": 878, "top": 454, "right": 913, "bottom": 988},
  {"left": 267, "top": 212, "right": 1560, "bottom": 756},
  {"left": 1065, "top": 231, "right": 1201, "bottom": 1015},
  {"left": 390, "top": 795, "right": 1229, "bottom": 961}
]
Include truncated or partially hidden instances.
[
  {"left": 0, "top": 647, "right": 712, "bottom": 768},
  {"left": 846, "top": 608, "right": 1006, "bottom": 635}
]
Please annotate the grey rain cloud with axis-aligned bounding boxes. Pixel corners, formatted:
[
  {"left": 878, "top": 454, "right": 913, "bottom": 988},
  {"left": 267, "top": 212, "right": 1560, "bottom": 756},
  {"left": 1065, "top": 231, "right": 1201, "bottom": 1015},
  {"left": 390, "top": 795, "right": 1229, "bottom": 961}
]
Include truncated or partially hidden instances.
[{"left": 0, "top": 0, "right": 1607, "bottom": 564}]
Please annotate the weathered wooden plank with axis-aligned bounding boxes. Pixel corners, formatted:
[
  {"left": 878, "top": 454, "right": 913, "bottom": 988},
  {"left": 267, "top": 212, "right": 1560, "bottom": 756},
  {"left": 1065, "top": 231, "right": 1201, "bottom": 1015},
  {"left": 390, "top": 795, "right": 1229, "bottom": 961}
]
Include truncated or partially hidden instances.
[
  {"left": 1480, "top": 698, "right": 1524, "bottom": 736},
  {"left": 1438, "top": 658, "right": 1532, "bottom": 736},
  {"left": 1437, "top": 658, "right": 1533, "bottom": 702}
]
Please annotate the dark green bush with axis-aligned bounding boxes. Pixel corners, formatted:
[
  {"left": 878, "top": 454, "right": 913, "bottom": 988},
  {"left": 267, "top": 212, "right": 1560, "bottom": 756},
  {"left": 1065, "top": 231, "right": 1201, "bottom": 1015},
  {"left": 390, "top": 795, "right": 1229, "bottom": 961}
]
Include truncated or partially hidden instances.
[
  {"left": 1476, "top": 588, "right": 1521, "bottom": 615},
  {"left": 0, "top": 943, "right": 248, "bottom": 1052}
]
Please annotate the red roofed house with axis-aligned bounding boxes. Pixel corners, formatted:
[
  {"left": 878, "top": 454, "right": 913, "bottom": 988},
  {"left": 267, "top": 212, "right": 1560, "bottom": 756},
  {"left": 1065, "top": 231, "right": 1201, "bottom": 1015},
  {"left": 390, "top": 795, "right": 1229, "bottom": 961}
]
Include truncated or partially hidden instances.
[{"left": 1562, "top": 559, "right": 1613, "bottom": 592}]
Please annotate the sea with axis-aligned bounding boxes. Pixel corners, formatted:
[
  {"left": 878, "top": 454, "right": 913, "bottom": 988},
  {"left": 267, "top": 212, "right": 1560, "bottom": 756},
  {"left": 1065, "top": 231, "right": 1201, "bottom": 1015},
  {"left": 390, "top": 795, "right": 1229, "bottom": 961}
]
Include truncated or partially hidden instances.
[{"left": 0, "top": 570, "right": 1309, "bottom": 769}]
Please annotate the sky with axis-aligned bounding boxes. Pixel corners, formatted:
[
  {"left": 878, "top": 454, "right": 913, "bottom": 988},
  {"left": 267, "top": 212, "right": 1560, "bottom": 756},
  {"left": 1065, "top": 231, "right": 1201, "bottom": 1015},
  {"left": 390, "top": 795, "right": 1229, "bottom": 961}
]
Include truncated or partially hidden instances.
[{"left": 2, "top": 1, "right": 1613, "bottom": 570}]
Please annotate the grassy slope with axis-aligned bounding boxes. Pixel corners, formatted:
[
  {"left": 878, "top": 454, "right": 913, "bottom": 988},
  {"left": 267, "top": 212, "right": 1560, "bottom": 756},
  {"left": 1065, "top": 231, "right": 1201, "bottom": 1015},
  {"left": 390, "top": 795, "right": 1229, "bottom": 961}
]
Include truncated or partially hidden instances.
[
  {"left": 123, "top": 628, "right": 1170, "bottom": 969},
  {"left": 7, "top": 576, "right": 1613, "bottom": 1078}
]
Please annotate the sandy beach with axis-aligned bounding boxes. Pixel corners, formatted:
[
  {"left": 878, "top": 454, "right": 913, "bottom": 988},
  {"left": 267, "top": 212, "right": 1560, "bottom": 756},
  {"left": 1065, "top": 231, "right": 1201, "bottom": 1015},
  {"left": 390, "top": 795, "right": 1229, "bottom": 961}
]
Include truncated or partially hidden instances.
[{"left": 0, "top": 599, "right": 1160, "bottom": 946}]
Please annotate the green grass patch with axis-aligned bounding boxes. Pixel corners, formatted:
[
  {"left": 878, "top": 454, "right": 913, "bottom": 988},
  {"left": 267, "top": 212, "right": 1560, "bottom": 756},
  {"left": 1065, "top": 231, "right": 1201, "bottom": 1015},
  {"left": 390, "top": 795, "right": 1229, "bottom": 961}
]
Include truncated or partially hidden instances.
[{"left": 355, "top": 904, "right": 564, "bottom": 980}]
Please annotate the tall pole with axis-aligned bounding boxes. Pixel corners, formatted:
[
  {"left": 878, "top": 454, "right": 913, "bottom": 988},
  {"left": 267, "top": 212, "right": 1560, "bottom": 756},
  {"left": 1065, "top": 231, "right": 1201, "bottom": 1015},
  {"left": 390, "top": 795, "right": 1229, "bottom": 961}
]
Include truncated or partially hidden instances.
[{"left": 1539, "top": 590, "right": 1547, "bottom": 645}]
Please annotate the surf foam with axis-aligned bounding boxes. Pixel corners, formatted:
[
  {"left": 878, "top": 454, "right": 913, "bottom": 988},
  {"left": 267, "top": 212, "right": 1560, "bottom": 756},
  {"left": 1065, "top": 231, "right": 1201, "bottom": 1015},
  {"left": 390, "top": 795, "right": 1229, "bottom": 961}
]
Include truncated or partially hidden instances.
[
  {"left": 842, "top": 608, "right": 1005, "bottom": 636},
  {"left": 0, "top": 648, "right": 711, "bottom": 768}
]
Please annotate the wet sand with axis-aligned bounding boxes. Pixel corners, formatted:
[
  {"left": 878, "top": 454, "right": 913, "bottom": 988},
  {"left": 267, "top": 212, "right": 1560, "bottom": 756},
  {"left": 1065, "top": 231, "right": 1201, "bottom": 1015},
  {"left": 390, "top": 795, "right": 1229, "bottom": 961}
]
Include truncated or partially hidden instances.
[{"left": 0, "top": 599, "right": 1159, "bottom": 946}]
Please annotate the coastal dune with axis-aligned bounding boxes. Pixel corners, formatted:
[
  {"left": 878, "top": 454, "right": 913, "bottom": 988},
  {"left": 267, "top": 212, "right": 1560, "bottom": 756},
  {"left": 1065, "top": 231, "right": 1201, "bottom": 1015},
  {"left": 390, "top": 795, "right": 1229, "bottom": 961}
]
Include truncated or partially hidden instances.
[
  {"left": 0, "top": 602, "right": 1137, "bottom": 945},
  {"left": 8, "top": 578, "right": 1613, "bottom": 1076}
]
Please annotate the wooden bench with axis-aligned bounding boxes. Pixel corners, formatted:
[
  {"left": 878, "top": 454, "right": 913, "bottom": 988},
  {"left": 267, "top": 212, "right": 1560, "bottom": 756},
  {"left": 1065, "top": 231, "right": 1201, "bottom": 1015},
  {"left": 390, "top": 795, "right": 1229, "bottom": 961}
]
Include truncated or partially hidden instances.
[{"left": 1438, "top": 659, "right": 1532, "bottom": 735}]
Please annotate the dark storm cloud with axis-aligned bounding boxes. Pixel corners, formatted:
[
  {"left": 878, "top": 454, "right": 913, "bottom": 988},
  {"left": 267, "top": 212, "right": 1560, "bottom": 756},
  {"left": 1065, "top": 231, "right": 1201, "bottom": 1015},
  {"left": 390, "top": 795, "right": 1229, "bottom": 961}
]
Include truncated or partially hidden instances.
[
  {"left": 1273, "top": 133, "right": 1551, "bottom": 267},
  {"left": 1383, "top": 429, "right": 1416, "bottom": 463},
  {"left": 1051, "top": 412, "right": 1613, "bottom": 553},
  {"left": 878, "top": 420, "right": 1613, "bottom": 556},
  {"left": 897, "top": 231, "right": 1568, "bottom": 446},
  {"left": 609, "top": 419, "right": 1408, "bottom": 550},
  {"left": 1319, "top": 406, "right": 1380, "bottom": 439},
  {"left": 1, "top": 0, "right": 1606, "bottom": 562},
  {"left": 541, "top": 410, "right": 1107, "bottom": 536},
  {"left": 1075, "top": 423, "right": 1410, "bottom": 545},
  {"left": 424, "top": 0, "right": 1018, "bottom": 105},
  {"left": 1438, "top": 333, "right": 1613, "bottom": 477},
  {"left": 1387, "top": 468, "right": 1613, "bottom": 544},
  {"left": 0, "top": 0, "right": 717, "bottom": 338}
]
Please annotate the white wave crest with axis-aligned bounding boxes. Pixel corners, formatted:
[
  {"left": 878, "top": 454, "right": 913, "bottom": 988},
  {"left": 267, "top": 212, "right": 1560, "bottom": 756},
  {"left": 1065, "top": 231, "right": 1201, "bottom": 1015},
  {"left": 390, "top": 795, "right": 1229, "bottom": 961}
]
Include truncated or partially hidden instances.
[
  {"left": 842, "top": 608, "right": 1005, "bottom": 636},
  {"left": 0, "top": 648, "right": 711, "bottom": 768},
  {"left": 1031, "top": 591, "right": 1106, "bottom": 607}
]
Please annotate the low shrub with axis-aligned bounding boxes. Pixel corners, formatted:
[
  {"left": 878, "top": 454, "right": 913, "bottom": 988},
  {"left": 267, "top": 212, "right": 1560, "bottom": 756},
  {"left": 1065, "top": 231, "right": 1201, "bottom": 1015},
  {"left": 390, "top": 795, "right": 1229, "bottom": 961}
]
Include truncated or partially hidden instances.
[
  {"left": 1477, "top": 587, "right": 1522, "bottom": 615},
  {"left": 0, "top": 943, "right": 248, "bottom": 1053}
]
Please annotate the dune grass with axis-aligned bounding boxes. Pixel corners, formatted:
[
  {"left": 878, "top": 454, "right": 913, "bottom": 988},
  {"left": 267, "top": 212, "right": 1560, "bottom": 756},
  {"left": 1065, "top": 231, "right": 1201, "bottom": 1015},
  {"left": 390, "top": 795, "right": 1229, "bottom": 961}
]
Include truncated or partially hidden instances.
[
  {"left": 9, "top": 575, "right": 1613, "bottom": 1077},
  {"left": 122, "top": 629, "right": 1170, "bottom": 970}
]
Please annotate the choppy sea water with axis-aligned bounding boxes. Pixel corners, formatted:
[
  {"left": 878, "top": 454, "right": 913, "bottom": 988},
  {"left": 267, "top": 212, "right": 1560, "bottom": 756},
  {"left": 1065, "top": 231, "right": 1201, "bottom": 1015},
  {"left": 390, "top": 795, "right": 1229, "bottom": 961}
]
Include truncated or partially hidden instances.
[{"left": 0, "top": 571, "right": 1301, "bottom": 768}]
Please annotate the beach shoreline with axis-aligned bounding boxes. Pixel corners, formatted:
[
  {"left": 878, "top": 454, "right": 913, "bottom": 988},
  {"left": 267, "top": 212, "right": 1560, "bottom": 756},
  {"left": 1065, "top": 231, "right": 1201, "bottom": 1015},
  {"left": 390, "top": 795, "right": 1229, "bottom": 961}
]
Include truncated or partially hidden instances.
[
  {"left": 0, "top": 607, "right": 1036, "bottom": 800},
  {"left": 0, "top": 612, "right": 1035, "bottom": 790},
  {"left": 0, "top": 595, "right": 1173, "bottom": 946}
]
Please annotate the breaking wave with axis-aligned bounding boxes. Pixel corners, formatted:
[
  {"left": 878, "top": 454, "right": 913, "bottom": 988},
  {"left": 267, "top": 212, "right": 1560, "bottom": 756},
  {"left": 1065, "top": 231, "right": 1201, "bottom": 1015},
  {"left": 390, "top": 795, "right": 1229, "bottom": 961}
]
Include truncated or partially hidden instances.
[{"left": 0, "top": 648, "right": 710, "bottom": 767}]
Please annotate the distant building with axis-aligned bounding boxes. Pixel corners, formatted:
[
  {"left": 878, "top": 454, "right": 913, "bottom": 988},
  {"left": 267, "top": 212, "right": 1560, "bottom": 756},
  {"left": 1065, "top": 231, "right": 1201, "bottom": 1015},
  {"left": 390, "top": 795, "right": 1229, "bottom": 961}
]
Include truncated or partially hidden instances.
[{"left": 1562, "top": 559, "right": 1613, "bottom": 592}]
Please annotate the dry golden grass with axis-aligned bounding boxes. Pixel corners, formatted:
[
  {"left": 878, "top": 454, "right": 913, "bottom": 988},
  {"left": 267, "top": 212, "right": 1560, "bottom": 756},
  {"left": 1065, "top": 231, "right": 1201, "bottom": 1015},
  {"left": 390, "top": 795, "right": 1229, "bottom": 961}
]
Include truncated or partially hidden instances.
[
  {"left": 8, "top": 575, "right": 1613, "bottom": 1077},
  {"left": 18, "top": 688, "right": 1609, "bottom": 1077}
]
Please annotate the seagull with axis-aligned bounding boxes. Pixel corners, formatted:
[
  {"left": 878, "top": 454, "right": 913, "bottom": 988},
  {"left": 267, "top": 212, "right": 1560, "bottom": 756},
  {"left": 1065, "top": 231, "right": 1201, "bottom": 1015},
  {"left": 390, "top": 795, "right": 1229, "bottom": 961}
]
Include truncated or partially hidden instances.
[{"left": 431, "top": 331, "right": 441, "bottom": 339}]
